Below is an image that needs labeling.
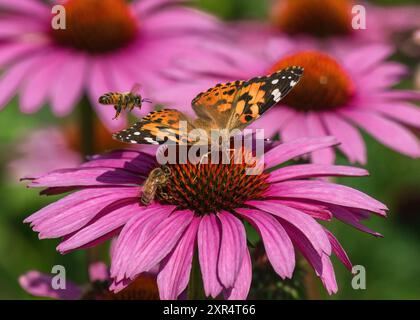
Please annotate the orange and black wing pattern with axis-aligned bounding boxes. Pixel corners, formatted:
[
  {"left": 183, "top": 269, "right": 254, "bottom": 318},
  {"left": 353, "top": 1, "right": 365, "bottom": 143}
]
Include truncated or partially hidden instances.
[
  {"left": 229, "top": 66, "right": 304, "bottom": 129},
  {"left": 112, "top": 109, "right": 194, "bottom": 145},
  {"left": 192, "top": 80, "right": 244, "bottom": 127}
]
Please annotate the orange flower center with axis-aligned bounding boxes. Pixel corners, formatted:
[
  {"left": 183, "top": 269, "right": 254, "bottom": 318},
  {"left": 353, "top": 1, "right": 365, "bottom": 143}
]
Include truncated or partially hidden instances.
[
  {"left": 51, "top": 0, "right": 138, "bottom": 53},
  {"left": 270, "top": 0, "right": 354, "bottom": 37},
  {"left": 156, "top": 148, "right": 270, "bottom": 216},
  {"left": 269, "top": 51, "right": 354, "bottom": 111}
]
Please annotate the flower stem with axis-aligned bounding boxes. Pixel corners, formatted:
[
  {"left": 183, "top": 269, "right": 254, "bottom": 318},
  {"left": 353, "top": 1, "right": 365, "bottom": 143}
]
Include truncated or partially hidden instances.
[
  {"left": 188, "top": 252, "right": 205, "bottom": 300},
  {"left": 78, "top": 97, "right": 100, "bottom": 266}
]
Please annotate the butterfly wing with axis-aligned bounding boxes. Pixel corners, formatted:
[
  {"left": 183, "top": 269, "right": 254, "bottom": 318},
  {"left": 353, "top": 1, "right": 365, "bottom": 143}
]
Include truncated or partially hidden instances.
[
  {"left": 191, "top": 80, "right": 244, "bottom": 128},
  {"left": 227, "top": 66, "right": 304, "bottom": 130},
  {"left": 112, "top": 109, "right": 195, "bottom": 145}
]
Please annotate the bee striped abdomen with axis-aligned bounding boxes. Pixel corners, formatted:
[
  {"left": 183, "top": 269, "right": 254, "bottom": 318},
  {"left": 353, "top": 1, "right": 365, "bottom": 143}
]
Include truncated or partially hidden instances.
[{"left": 98, "top": 93, "right": 121, "bottom": 105}]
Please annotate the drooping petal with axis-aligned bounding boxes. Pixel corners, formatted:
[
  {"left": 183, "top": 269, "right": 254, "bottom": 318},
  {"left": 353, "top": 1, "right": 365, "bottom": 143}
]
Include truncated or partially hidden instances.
[
  {"left": 126, "top": 210, "right": 194, "bottom": 279},
  {"left": 323, "top": 229, "right": 352, "bottom": 271},
  {"left": 50, "top": 51, "right": 88, "bottom": 116},
  {"left": 57, "top": 201, "right": 141, "bottom": 252},
  {"left": 217, "top": 211, "right": 247, "bottom": 288},
  {"left": 19, "top": 270, "right": 81, "bottom": 300},
  {"left": 224, "top": 248, "right": 252, "bottom": 300},
  {"left": 197, "top": 214, "right": 223, "bottom": 298},
  {"left": 322, "top": 112, "right": 366, "bottom": 164},
  {"left": 305, "top": 113, "right": 335, "bottom": 164},
  {"left": 272, "top": 199, "right": 332, "bottom": 221},
  {"left": 157, "top": 216, "right": 200, "bottom": 300},
  {"left": 111, "top": 205, "right": 175, "bottom": 282},
  {"left": 30, "top": 188, "right": 139, "bottom": 239},
  {"left": 248, "top": 200, "right": 331, "bottom": 255},
  {"left": 340, "top": 109, "right": 420, "bottom": 158},
  {"left": 237, "top": 208, "right": 295, "bottom": 278}
]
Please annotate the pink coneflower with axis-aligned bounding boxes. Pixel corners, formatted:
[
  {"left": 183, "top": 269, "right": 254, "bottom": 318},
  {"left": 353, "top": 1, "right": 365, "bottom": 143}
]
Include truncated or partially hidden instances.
[
  {"left": 19, "top": 262, "right": 159, "bottom": 300},
  {"left": 24, "top": 137, "right": 387, "bottom": 299},
  {"left": 159, "top": 39, "right": 420, "bottom": 164},
  {"left": 0, "top": 0, "right": 221, "bottom": 129},
  {"left": 267, "top": 0, "right": 420, "bottom": 43}
]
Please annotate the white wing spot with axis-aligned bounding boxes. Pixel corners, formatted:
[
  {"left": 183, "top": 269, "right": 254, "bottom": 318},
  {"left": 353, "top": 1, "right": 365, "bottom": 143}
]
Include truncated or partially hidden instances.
[
  {"left": 271, "top": 79, "right": 279, "bottom": 84},
  {"left": 145, "top": 137, "right": 159, "bottom": 145},
  {"left": 271, "top": 88, "right": 282, "bottom": 102},
  {"left": 134, "top": 132, "right": 141, "bottom": 136},
  {"left": 130, "top": 140, "right": 137, "bottom": 144},
  {"left": 290, "top": 80, "right": 297, "bottom": 86}
]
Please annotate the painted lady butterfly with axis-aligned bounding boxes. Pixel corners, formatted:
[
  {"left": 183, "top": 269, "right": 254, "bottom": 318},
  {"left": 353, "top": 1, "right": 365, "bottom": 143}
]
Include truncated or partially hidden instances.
[{"left": 113, "top": 66, "right": 304, "bottom": 145}]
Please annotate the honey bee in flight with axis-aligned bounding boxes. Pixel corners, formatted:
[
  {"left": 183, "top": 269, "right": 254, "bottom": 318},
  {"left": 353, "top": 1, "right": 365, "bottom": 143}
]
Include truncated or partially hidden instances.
[
  {"left": 98, "top": 83, "right": 152, "bottom": 120},
  {"left": 141, "top": 165, "right": 171, "bottom": 205}
]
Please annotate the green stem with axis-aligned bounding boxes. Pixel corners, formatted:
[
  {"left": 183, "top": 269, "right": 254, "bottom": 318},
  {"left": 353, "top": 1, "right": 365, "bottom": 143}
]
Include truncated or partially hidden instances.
[
  {"left": 188, "top": 252, "right": 205, "bottom": 300},
  {"left": 78, "top": 97, "right": 100, "bottom": 266}
]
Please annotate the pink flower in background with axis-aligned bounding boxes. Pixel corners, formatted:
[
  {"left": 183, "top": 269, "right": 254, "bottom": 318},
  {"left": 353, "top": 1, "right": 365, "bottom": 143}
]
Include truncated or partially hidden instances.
[
  {"left": 24, "top": 137, "right": 387, "bottom": 298},
  {"left": 159, "top": 38, "right": 420, "bottom": 164},
  {"left": 20, "top": 261, "right": 159, "bottom": 299},
  {"left": 246, "top": 0, "right": 420, "bottom": 45},
  {"left": 0, "top": 0, "right": 222, "bottom": 129}
]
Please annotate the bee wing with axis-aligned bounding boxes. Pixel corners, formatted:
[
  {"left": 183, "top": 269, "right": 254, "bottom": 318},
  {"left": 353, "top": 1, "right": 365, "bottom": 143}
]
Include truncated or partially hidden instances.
[{"left": 130, "top": 83, "right": 141, "bottom": 95}]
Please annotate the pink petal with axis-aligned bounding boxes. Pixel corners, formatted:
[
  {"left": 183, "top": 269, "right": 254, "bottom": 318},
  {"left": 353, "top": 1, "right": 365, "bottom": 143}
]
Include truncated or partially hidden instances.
[
  {"left": 224, "top": 248, "right": 252, "bottom": 300},
  {"left": 248, "top": 200, "right": 331, "bottom": 255},
  {"left": 0, "top": 42, "right": 44, "bottom": 68},
  {"left": 0, "top": 52, "right": 45, "bottom": 109},
  {"left": 126, "top": 210, "right": 194, "bottom": 279},
  {"left": 27, "top": 167, "right": 141, "bottom": 187},
  {"left": 57, "top": 201, "right": 141, "bottom": 252},
  {"left": 50, "top": 51, "right": 88, "bottom": 116},
  {"left": 268, "top": 164, "right": 368, "bottom": 183},
  {"left": 217, "top": 211, "right": 247, "bottom": 288},
  {"left": 264, "top": 136, "right": 339, "bottom": 170},
  {"left": 132, "top": 0, "right": 181, "bottom": 15},
  {"left": 20, "top": 51, "right": 68, "bottom": 113},
  {"left": 19, "top": 270, "right": 81, "bottom": 300},
  {"left": 322, "top": 112, "right": 366, "bottom": 164},
  {"left": 111, "top": 205, "right": 175, "bottom": 282},
  {"left": 319, "top": 254, "right": 338, "bottom": 295},
  {"left": 0, "top": 0, "right": 49, "bottom": 17},
  {"left": 324, "top": 229, "right": 352, "bottom": 271},
  {"left": 157, "top": 216, "right": 200, "bottom": 300},
  {"left": 331, "top": 205, "right": 383, "bottom": 237},
  {"left": 266, "top": 180, "right": 388, "bottom": 214},
  {"left": 342, "top": 44, "right": 393, "bottom": 73},
  {"left": 360, "top": 102, "right": 420, "bottom": 129},
  {"left": 249, "top": 106, "right": 297, "bottom": 138},
  {"left": 305, "top": 113, "right": 335, "bottom": 164},
  {"left": 280, "top": 112, "right": 308, "bottom": 142},
  {"left": 273, "top": 199, "right": 332, "bottom": 221},
  {"left": 236, "top": 208, "right": 295, "bottom": 278},
  {"left": 197, "top": 214, "right": 223, "bottom": 298},
  {"left": 31, "top": 188, "right": 139, "bottom": 239},
  {"left": 143, "top": 7, "right": 220, "bottom": 34},
  {"left": 340, "top": 109, "right": 420, "bottom": 158}
]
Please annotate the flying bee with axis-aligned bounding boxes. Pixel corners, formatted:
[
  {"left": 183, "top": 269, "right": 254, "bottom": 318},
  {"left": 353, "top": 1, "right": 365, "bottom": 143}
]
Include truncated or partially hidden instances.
[
  {"left": 98, "top": 83, "right": 152, "bottom": 120},
  {"left": 141, "top": 165, "right": 171, "bottom": 205}
]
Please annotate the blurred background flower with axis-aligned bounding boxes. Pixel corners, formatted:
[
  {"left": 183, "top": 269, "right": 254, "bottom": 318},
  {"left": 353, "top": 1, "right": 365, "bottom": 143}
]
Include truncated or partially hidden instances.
[
  {"left": 0, "top": 0, "right": 223, "bottom": 129},
  {"left": 19, "top": 261, "right": 159, "bottom": 300}
]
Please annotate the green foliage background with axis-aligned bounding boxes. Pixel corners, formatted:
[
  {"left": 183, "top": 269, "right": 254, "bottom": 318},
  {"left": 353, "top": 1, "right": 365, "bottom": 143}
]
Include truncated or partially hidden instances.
[{"left": 0, "top": 0, "right": 419, "bottom": 299}]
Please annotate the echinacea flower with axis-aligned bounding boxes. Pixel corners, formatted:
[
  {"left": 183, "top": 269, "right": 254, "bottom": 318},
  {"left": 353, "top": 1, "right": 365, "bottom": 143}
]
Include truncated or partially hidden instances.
[
  {"left": 19, "top": 262, "right": 159, "bottom": 300},
  {"left": 24, "top": 137, "right": 387, "bottom": 299},
  {"left": 159, "top": 39, "right": 420, "bottom": 164},
  {"left": 0, "top": 0, "right": 221, "bottom": 129},
  {"left": 265, "top": 0, "right": 420, "bottom": 44}
]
